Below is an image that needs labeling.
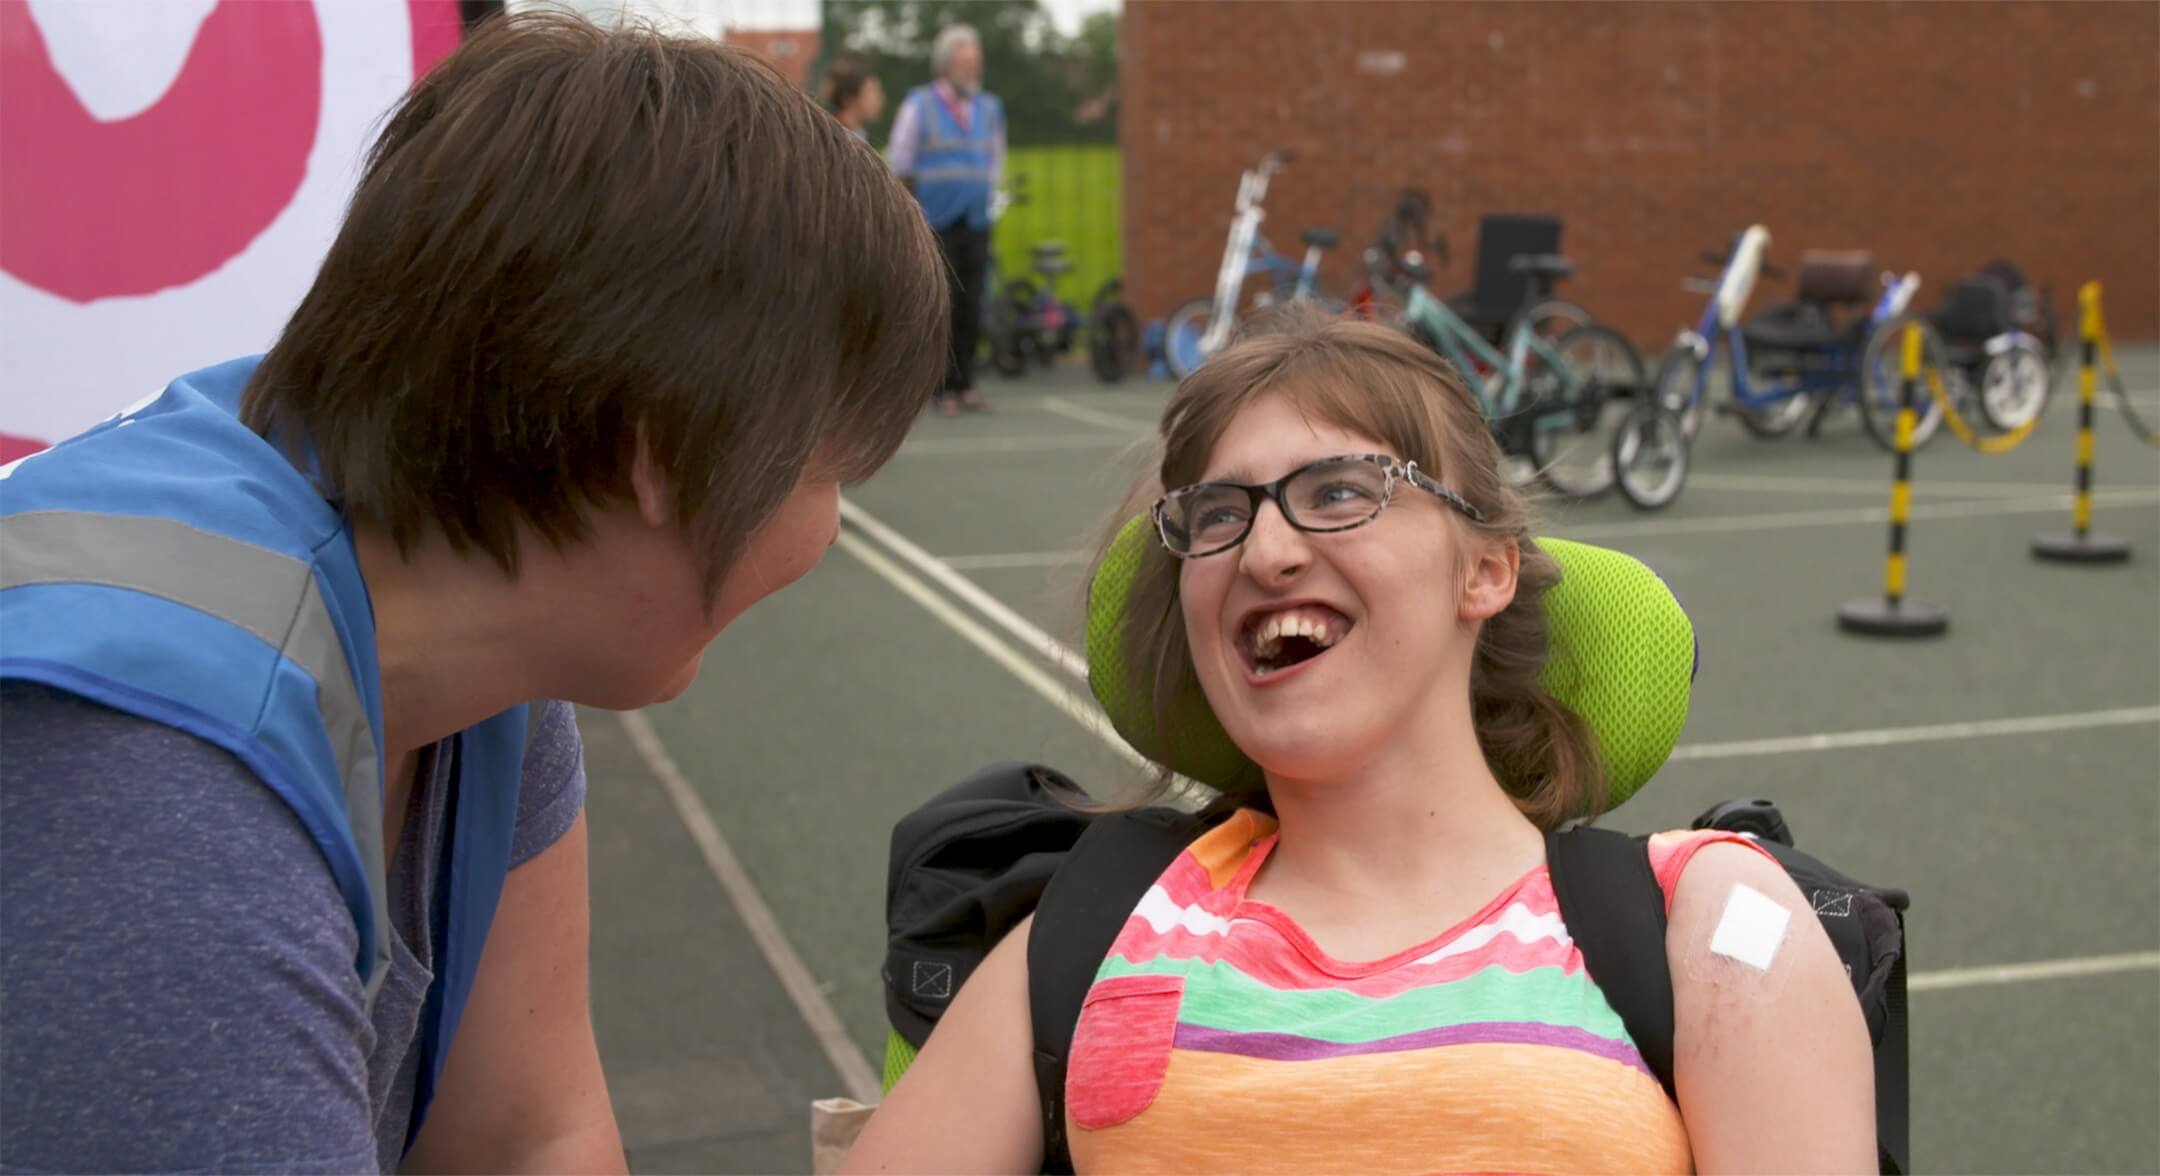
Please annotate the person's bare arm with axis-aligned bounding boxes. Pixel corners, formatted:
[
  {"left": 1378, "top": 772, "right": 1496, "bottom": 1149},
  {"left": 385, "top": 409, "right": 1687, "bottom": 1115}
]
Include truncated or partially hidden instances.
[
  {"left": 401, "top": 815, "right": 625, "bottom": 1174},
  {"left": 841, "top": 914, "right": 1044, "bottom": 1173},
  {"left": 1670, "top": 842, "right": 1878, "bottom": 1173}
]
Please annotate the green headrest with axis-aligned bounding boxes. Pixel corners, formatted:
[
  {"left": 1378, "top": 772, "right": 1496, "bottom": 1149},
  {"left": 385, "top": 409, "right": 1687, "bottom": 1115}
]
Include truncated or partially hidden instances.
[{"left": 1084, "top": 518, "right": 1695, "bottom": 811}]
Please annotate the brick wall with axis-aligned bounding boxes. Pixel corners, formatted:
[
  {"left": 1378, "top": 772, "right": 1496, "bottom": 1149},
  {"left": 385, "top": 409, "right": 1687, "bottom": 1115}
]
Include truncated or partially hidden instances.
[
  {"left": 1120, "top": 1, "right": 2160, "bottom": 344},
  {"left": 725, "top": 27, "right": 818, "bottom": 90}
]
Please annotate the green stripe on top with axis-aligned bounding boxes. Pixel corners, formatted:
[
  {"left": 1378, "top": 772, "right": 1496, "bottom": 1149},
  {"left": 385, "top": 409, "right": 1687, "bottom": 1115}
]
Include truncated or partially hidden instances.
[{"left": 1095, "top": 955, "right": 1632, "bottom": 1046}]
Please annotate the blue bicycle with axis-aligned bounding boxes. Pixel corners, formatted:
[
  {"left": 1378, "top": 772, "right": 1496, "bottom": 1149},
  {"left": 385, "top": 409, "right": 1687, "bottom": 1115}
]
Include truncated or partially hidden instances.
[
  {"left": 1163, "top": 151, "right": 1341, "bottom": 378},
  {"left": 1654, "top": 226, "right": 1945, "bottom": 453}
]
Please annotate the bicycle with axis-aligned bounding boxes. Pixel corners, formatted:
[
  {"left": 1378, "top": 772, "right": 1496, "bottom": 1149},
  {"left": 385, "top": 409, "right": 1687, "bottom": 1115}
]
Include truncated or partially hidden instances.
[
  {"left": 1391, "top": 250, "right": 1681, "bottom": 507},
  {"left": 1162, "top": 150, "right": 1340, "bottom": 379},
  {"left": 1655, "top": 226, "right": 1948, "bottom": 454},
  {"left": 991, "top": 241, "right": 1080, "bottom": 376},
  {"left": 1434, "top": 212, "right": 1594, "bottom": 351}
]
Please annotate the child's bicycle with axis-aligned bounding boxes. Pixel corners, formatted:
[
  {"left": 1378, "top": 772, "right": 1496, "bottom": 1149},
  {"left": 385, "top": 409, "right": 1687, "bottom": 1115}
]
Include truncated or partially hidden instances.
[
  {"left": 1162, "top": 150, "right": 1340, "bottom": 378},
  {"left": 989, "top": 241, "right": 1080, "bottom": 377},
  {"left": 1654, "top": 226, "right": 1946, "bottom": 454},
  {"left": 1394, "top": 250, "right": 1685, "bottom": 509}
]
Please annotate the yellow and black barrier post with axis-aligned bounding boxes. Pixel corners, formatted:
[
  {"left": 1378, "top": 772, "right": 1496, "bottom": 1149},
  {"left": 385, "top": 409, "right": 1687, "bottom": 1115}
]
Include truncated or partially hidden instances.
[
  {"left": 2033, "top": 282, "right": 2132, "bottom": 564},
  {"left": 1840, "top": 323, "right": 1949, "bottom": 637}
]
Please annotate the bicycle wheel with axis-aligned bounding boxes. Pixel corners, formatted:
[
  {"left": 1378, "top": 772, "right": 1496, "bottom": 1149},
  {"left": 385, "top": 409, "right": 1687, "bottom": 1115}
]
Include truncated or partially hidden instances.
[
  {"left": 992, "top": 332, "right": 1031, "bottom": 377},
  {"left": 1164, "top": 297, "right": 1216, "bottom": 380},
  {"left": 1976, "top": 340, "right": 2050, "bottom": 432},
  {"left": 1520, "top": 299, "right": 1591, "bottom": 342},
  {"left": 1858, "top": 316, "right": 1947, "bottom": 453},
  {"left": 1529, "top": 323, "right": 1643, "bottom": 500},
  {"left": 1612, "top": 402, "right": 1690, "bottom": 510},
  {"left": 1088, "top": 302, "right": 1139, "bottom": 384},
  {"left": 1653, "top": 345, "right": 1709, "bottom": 440},
  {"left": 1730, "top": 348, "right": 1816, "bottom": 439}
]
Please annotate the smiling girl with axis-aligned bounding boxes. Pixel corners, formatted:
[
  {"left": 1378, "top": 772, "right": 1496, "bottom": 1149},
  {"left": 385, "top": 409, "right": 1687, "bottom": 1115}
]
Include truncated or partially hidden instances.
[{"left": 845, "top": 307, "right": 1876, "bottom": 1174}]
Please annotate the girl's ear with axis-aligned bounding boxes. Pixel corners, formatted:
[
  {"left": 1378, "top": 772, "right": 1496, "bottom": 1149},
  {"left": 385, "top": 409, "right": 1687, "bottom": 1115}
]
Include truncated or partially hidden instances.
[{"left": 1459, "top": 533, "right": 1519, "bottom": 623}]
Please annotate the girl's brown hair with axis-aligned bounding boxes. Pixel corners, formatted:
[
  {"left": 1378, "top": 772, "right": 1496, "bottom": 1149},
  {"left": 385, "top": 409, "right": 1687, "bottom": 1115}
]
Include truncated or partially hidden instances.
[{"left": 1100, "top": 303, "right": 1605, "bottom": 830}]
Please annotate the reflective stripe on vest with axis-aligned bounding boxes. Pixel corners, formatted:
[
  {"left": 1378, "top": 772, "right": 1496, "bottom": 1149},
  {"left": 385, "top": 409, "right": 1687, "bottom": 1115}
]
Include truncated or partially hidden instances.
[
  {"left": 0, "top": 508, "right": 392, "bottom": 1002},
  {"left": 908, "top": 86, "right": 996, "bottom": 230}
]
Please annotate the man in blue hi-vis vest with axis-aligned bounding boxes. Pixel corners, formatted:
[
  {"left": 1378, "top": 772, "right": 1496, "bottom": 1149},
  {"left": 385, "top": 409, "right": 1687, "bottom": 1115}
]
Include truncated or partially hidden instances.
[
  {"left": 889, "top": 23, "right": 1006, "bottom": 416},
  {"left": 0, "top": 12, "right": 949, "bottom": 1173}
]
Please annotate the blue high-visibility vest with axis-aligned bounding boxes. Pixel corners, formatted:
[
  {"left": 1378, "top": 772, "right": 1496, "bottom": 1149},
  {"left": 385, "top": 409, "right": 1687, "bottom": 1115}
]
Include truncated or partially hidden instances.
[
  {"left": 0, "top": 357, "right": 529, "bottom": 1148},
  {"left": 904, "top": 84, "right": 1002, "bottom": 231}
]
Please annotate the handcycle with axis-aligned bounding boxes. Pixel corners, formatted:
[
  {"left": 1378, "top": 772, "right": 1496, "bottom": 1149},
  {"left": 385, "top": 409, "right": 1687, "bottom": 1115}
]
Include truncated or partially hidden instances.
[
  {"left": 1163, "top": 150, "right": 1341, "bottom": 378},
  {"left": 1393, "top": 250, "right": 1685, "bottom": 508},
  {"left": 1655, "top": 226, "right": 1951, "bottom": 454}
]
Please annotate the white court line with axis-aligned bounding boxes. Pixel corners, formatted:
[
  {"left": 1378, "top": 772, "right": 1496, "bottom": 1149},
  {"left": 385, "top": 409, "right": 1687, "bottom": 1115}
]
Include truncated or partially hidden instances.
[
  {"left": 618, "top": 711, "right": 882, "bottom": 1102},
  {"left": 895, "top": 433, "right": 1135, "bottom": 457},
  {"left": 1039, "top": 395, "right": 1163, "bottom": 435},
  {"left": 839, "top": 497, "right": 1091, "bottom": 680},
  {"left": 1685, "top": 472, "right": 2074, "bottom": 498},
  {"left": 837, "top": 531, "right": 1150, "bottom": 774},
  {"left": 942, "top": 549, "right": 1096, "bottom": 571},
  {"left": 1565, "top": 488, "right": 2159, "bottom": 541},
  {"left": 1909, "top": 950, "right": 2160, "bottom": 992},
  {"left": 1666, "top": 705, "right": 2160, "bottom": 761}
]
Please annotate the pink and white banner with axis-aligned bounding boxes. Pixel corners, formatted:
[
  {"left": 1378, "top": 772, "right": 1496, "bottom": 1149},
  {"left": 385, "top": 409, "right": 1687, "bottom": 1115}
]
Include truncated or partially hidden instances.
[{"left": 0, "top": 0, "right": 468, "bottom": 460}]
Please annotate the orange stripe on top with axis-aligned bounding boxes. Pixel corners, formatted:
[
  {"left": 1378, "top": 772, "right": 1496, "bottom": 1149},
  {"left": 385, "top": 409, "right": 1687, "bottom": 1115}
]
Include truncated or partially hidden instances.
[
  {"left": 1070, "top": 1040, "right": 1690, "bottom": 1176},
  {"left": 1188, "top": 808, "right": 1274, "bottom": 889}
]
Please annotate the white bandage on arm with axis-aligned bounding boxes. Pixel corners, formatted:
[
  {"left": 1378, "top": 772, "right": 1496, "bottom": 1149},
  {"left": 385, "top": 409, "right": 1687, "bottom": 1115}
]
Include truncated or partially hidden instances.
[
  {"left": 1683, "top": 878, "right": 1802, "bottom": 998},
  {"left": 1708, "top": 882, "right": 1792, "bottom": 971}
]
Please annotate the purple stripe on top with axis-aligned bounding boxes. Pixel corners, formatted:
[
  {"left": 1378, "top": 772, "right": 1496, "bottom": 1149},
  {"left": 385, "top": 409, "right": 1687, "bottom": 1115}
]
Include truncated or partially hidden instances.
[{"left": 1173, "top": 1021, "right": 1652, "bottom": 1076}]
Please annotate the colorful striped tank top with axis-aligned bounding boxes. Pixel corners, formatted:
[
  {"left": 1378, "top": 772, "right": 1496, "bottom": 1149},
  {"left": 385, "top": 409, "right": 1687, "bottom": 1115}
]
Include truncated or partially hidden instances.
[{"left": 1064, "top": 809, "right": 1765, "bottom": 1174}]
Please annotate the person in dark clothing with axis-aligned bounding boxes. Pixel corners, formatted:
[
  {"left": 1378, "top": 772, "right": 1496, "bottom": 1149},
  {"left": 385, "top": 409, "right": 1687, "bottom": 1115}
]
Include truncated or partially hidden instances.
[{"left": 887, "top": 24, "right": 1005, "bottom": 414}]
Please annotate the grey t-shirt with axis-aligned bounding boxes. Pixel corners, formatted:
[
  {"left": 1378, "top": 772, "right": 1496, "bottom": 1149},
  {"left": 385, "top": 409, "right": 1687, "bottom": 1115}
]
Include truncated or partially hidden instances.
[{"left": 0, "top": 682, "right": 587, "bottom": 1173}]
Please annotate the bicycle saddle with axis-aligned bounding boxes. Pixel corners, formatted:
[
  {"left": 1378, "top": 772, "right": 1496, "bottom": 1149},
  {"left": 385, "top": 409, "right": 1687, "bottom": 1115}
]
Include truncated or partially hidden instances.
[{"left": 1301, "top": 227, "right": 1339, "bottom": 249}]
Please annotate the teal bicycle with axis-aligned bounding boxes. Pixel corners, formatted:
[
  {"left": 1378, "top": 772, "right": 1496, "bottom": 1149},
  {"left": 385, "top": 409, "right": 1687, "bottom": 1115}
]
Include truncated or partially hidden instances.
[{"left": 1391, "top": 252, "right": 1687, "bottom": 508}]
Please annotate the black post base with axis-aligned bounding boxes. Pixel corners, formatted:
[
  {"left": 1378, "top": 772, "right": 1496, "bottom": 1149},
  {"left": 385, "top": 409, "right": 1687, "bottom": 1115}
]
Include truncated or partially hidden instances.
[
  {"left": 2031, "top": 531, "right": 2132, "bottom": 564},
  {"left": 1837, "top": 597, "right": 1950, "bottom": 638}
]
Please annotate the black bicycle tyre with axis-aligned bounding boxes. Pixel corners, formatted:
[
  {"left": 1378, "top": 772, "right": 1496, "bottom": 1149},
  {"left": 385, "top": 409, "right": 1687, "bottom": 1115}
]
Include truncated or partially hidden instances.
[
  {"left": 1518, "top": 299, "right": 1592, "bottom": 342},
  {"left": 1089, "top": 303, "right": 1139, "bottom": 384},
  {"left": 1858, "top": 314, "right": 1948, "bottom": 453},
  {"left": 1612, "top": 402, "right": 1690, "bottom": 511},
  {"left": 992, "top": 332, "right": 1030, "bottom": 378},
  {"left": 1530, "top": 323, "right": 1643, "bottom": 500}
]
